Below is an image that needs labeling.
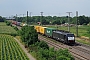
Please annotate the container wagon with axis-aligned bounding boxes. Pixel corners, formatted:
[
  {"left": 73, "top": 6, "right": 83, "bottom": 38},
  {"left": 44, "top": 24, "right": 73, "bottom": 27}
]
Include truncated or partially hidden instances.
[
  {"left": 45, "top": 28, "right": 56, "bottom": 37},
  {"left": 16, "top": 22, "right": 21, "bottom": 26},
  {"left": 34, "top": 26, "right": 41, "bottom": 33},
  {"left": 39, "top": 26, "right": 47, "bottom": 35}
]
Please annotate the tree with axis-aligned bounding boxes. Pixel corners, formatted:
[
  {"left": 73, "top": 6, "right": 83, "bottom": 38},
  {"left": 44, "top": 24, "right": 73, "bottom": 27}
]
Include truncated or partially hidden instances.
[
  {"left": 56, "top": 49, "right": 74, "bottom": 60},
  {"left": 78, "top": 15, "right": 90, "bottom": 25},
  {"left": 48, "top": 48, "right": 56, "bottom": 60},
  {"left": 0, "top": 16, "right": 5, "bottom": 22},
  {"left": 19, "top": 26, "right": 38, "bottom": 46}
]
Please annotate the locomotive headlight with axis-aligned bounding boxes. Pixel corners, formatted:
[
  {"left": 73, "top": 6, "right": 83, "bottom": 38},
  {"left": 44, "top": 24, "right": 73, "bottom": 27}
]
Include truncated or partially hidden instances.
[{"left": 68, "top": 37, "right": 74, "bottom": 40}]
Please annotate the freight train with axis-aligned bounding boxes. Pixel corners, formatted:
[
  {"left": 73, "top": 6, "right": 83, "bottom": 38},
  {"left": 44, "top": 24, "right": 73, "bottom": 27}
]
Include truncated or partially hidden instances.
[
  {"left": 11, "top": 20, "right": 75, "bottom": 45},
  {"left": 35, "top": 26, "right": 75, "bottom": 45},
  {"left": 12, "top": 21, "right": 27, "bottom": 26}
]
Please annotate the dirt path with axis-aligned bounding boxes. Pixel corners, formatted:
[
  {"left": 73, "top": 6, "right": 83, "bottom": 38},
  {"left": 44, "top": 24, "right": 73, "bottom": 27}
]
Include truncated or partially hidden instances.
[{"left": 14, "top": 38, "right": 36, "bottom": 60}]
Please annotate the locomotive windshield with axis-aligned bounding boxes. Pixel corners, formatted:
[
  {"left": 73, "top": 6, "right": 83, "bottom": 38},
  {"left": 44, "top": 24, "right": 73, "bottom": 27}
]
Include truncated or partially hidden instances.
[{"left": 67, "top": 34, "right": 74, "bottom": 37}]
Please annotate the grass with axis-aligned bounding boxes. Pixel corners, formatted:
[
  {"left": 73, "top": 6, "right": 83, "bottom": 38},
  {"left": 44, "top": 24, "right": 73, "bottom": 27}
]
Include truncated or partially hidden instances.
[
  {"left": 0, "top": 22, "right": 6, "bottom": 26},
  {"left": 0, "top": 22, "right": 17, "bottom": 35},
  {"left": 76, "top": 39, "right": 90, "bottom": 45}
]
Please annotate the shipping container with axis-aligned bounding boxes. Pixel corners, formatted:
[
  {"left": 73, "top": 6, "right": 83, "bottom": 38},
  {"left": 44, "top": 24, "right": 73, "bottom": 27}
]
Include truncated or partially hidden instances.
[
  {"left": 45, "top": 28, "right": 56, "bottom": 37},
  {"left": 17, "top": 22, "right": 21, "bottom": 26},
  {"left": 40, "top": 26, "right": 47, "bottom": 35},
  {"left": 34, "top": 26, "right": 41, "bottom": 33}
]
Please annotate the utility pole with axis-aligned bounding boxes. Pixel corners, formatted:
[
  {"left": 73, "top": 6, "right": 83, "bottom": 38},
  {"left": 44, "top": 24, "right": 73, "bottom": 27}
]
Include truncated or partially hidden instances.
[
  {"left": 40, "top": 12, "right": 43, "bottom": 25},
  {"left": 16, "top": 14, "right": 17, "bottom": 21},
  {"left": 66, "top": 12, "right": 72, "bottom": 32},
  {"left": 76, "top": 11, "right": 78, "bottom": 37},
  {"left": 30, "top": 12, "right": 32, "bottom": 25},
  {"left": 27, "top": 11, "right": 28, "bottom": 25},
  {"left": 16, "top": 14, "right": 17, "bottom": 26}
]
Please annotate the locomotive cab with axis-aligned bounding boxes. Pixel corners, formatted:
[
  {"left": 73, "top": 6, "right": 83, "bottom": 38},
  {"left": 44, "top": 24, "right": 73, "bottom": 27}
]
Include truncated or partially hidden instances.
[{"left": 66, "top": 34, "right": 75, "bottom": 44}]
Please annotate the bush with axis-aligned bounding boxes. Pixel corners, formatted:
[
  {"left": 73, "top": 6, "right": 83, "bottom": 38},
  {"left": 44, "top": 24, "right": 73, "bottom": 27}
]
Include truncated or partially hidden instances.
[
  {"left": 10, "top": 33, "right": 17, "bottom": 37},
  {"left": 56, "top": 49, "right": 74, "bottom": 60},
  {"left": 5, "top": 21, "right": 11, "bottom": 26},
  {"left": 38, "top": 41, "right": 49, "bottom": 49},
  {"left": 29, "top": 41, "right": 74, "bottom": 60},
  {"left": 13, "top": 26, "right": 18, "bottom": 31},
  {"left": 56, "top": 56, "right": 70, "bottom": 60}
]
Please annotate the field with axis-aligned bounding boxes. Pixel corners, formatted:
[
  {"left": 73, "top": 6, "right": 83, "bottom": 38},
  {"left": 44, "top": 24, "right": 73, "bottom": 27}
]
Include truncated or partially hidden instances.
[
  {"left": 0, "top": 22, "right": 17, "bottom": 35},
  {"left": 0, "top": 34, "right": 29, "bottom": 60},
  {"left": 0, "top": 22, "right": 6, "bottom": 26}
]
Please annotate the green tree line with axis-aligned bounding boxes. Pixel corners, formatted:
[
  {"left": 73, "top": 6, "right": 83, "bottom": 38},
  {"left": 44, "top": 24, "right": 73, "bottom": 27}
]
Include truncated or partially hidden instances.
[
  {"left": 15, "top": 15, "right": 90, "bottom": 25},
  {"left": 0, "top": 16, "right": 6, "bottom": 22}
]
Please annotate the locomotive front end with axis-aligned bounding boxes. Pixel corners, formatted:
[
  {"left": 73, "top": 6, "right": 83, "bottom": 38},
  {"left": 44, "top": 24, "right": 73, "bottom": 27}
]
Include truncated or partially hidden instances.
[{"left": 67, "top": 34, "right": 75, "bottom": 44}]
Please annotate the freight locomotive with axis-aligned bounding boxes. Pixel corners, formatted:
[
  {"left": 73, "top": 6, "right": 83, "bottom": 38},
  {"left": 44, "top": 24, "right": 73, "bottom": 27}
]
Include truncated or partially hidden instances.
[{"left": 35, "top": 26, "right": 75, "bottom": 45}]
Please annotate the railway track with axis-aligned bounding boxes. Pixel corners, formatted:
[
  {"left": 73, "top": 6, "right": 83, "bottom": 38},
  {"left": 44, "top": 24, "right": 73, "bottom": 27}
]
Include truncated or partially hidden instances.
[
  {"left": 38, "top": 34, "right": 90, "bottom": 60},
  {"left": 76, "top": 42, "right": 90, "bottom": 49},
  {"left": 72, "top": 45, "right": 90, "bottom": 55}
]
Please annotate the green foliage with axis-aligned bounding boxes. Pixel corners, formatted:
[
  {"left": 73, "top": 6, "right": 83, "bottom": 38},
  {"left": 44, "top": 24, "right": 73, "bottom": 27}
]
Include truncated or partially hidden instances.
[
  {"left": 78, "top": 15, "right": 90, "bottom": 25},
  {"left": 17, "top": 15, "right": 90, "bottom": 25},
  {"left": 13, "top": 26, "right": 19, "bottom": 31},
  {"left": 5, "top": 20, "right": 11, "bottom": 26},
  {"left": 38, "top": 41, "right": 49, "bottom": 49},
  {"left": 56, "top": 49, "right": 74, "bottom": 60},
  {"left": 6, "top": 21, "right": 11, "bottom": 26},
  {"left": 52, "top": 20, "right": 61, "bottom": 25},
  {"left": 0, "top": 16, "right": 5, "bottom": 22},
  {"left": 19, "top": 26, "right": 38, "bottom": 46},
  {"left": 56, "top": 56, "right": 70, "bottom": 60},
  {"left": 29, "top": 43, "right": 74, "bottom": 60}
]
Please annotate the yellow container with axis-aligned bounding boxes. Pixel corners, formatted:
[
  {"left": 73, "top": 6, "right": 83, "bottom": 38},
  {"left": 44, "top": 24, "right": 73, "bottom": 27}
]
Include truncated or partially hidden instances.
[
  {"left": 34, "top": 26, "right": 41, "bottom": 33},
  {"left": 40, "top": 26, "right": 47, "bottom": 35}
]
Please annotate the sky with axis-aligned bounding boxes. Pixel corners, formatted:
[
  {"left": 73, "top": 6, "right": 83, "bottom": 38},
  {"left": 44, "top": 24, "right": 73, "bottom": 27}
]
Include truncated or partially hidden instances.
[{"left": 0, "top": 0, "right": 90, "bottom": 17}]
